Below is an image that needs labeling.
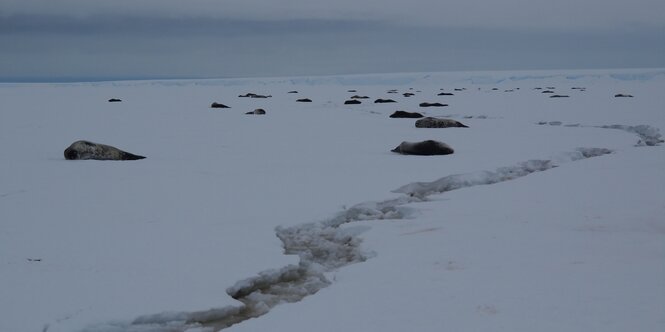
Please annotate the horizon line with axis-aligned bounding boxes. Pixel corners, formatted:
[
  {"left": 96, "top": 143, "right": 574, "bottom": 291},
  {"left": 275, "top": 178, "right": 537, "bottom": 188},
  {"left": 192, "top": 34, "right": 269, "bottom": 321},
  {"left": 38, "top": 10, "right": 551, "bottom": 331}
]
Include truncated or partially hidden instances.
[{"left": 2, "top": 66, "right": 664, "bottom": 84}]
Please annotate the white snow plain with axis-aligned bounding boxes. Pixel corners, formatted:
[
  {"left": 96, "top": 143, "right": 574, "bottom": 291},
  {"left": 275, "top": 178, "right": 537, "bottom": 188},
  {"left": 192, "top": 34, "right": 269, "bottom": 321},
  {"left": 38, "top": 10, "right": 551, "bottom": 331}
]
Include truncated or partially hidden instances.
[{"left": 0, "top": 69, "right": 664, "bottom": 332}]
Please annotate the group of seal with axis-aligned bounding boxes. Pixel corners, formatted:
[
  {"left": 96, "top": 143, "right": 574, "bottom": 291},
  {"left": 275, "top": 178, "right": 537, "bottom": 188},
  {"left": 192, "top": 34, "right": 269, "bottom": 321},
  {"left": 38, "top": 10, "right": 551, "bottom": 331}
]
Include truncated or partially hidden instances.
[
  {"left": 391, "top": 117, "right": 466, "bottom": 155},
  {"left": 64, "top": 140, "right": 145, "bottom": 161},
  {"left": 69, "top": 87, "right": 469, "bottom": 160},
  {"left": 377, "top": 88, "right": 466, "bottom": 155}
]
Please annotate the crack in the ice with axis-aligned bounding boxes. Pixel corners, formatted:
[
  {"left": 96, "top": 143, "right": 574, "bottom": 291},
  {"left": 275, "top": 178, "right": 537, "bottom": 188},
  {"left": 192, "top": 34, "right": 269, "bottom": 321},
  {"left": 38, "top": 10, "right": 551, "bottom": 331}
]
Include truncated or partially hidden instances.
[
  {"left": 595, "top": 124, "right": 663, "bottom": 146},
  {"left": 536, "top": 122, "right": 663, "bottom": 146},
  {"left": 393, "top": 148, "right": 613, "bottom": 198},
  {"left": 83, "top": 148, "right": 615, "bottom": 332}
]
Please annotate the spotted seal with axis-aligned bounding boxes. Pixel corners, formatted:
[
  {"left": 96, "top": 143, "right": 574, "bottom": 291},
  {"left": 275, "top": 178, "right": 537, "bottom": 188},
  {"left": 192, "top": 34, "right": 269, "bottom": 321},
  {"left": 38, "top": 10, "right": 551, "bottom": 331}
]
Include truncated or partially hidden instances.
[
  {"left": 64, "top": 140, "right": 146, "bottom": 160},
  {"left": 415, "top": 117, "right": 468, "bottom": 128}
]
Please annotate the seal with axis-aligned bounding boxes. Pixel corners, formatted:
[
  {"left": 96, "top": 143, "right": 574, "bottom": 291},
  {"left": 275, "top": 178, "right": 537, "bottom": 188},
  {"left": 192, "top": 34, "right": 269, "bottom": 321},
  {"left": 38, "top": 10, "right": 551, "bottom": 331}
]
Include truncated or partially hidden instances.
[
  {"left": 415, "top": 117, "right": 468, "bottom": 128},
  {"left": 64, "top": 140, "right": 146, "bottom": 160},
  {"left": 419, "top": 102, "right": 447, "bottom": 107},
  {"left": 390, "top": 111, "right": 424, "bottom": 118},
  {"left": 391, "top": 140, "right": 454, "bottom": 156},
  {"left": 246, "top": 109, "right": 266, "bottom": 115},
  {"left": 211, "top": 102, "right": 230, "bottom": 108}
]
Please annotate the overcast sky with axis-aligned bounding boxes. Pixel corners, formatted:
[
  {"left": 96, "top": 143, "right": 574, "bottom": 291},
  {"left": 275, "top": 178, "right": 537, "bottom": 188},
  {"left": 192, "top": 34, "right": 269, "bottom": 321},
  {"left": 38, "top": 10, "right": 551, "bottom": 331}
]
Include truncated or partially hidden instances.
[{"left": 1, "top": 0, "right": 664, "bottom": 81}]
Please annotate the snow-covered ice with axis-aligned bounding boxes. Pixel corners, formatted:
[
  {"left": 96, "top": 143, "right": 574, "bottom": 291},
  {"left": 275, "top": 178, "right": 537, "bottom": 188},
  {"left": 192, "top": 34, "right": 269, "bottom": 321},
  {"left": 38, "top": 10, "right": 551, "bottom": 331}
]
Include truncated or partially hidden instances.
[{"left": 0, "top": 69, "right": 663, "bottom": 332}]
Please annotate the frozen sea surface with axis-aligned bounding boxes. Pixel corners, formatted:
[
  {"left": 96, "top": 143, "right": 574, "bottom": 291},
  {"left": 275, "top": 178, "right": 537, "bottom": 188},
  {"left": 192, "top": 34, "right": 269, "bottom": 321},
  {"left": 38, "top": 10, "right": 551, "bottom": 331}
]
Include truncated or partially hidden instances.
[{"left": 0, "top": 69, "right": 663, "bottom": 332}]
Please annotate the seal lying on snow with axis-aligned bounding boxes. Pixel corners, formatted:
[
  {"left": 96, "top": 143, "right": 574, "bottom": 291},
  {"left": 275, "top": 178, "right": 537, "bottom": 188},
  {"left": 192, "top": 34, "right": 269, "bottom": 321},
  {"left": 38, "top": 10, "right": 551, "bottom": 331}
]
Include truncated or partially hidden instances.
[
  {"left": 419, "top": 102, "right": 447, "bottom": 107},
  {"left": 64, "top": 140, "right": 146, "bottom": 160},
  {"left": 390, "top": 110, "right": 424, "bottom": 118},
  {"left": 415, "top": 117, "right": 468, "bottom": 128},
  {"left": 245, "top": 108, "right": 266, "bottom": 115},
  {"left": 391, "top": 140, "right": 454, "bottom": 155},
  {"left": 211, "top": 102, "right": 230, "bottom": 108}
]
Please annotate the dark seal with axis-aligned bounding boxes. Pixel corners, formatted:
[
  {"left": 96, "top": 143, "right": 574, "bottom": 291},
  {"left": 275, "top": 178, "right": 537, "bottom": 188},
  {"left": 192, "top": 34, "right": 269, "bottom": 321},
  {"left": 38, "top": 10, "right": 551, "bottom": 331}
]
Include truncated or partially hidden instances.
[
  {"left": 390, "top": 111, "right": 424, "bottom": 118},
  {"left": 245, "top": 109, "right": 266, "bottom": 115},
  {"left": 391, "top": 140, "right": 454, "bottom": 156},
  {"left": 239, "top": 93, "right": 270, "bottom": 98},
  {"left": 419, "top": 102, "right": 447, "bottom": 107},
  {"left": 211, "top": 102, "right": 230, "bottom": 108}
]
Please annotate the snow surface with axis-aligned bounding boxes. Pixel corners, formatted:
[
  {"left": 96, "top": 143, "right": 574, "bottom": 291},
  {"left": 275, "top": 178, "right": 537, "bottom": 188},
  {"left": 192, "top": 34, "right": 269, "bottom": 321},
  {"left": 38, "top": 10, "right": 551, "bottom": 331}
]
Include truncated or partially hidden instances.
[{"left": 0, "top": 69, "right": 664, "bottom": 332}]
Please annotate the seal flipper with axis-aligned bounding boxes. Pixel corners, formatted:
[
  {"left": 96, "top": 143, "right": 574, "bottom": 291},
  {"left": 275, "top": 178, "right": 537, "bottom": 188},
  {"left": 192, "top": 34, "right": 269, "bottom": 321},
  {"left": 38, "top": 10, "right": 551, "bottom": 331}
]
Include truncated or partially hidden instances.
[{"left": 120, "top": 152, "right": 146, "bottom": 160}]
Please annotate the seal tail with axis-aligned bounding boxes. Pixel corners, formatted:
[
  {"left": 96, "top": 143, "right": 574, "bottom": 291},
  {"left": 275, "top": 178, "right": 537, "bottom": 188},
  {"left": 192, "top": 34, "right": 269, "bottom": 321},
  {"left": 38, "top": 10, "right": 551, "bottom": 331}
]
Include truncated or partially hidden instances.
[{"left": 121, "top": 152, "right": 146, "bottom": 160}]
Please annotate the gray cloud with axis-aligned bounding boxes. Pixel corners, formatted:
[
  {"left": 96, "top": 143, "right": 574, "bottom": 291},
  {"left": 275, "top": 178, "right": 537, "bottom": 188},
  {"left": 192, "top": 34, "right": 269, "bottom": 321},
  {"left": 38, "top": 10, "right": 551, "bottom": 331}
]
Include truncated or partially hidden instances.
[
  {"left": 2, "top": 14, "right": 663, "bottom": 82},
  {"left": 1, "top": 1, "right": 663, "bottom": 81},
  {"left": 2, "top": 0, "right": 664, "bottom": 30}
]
